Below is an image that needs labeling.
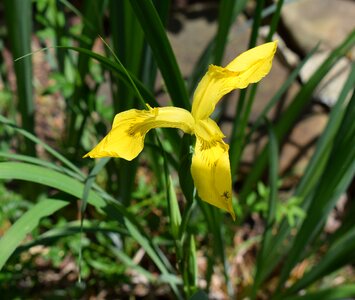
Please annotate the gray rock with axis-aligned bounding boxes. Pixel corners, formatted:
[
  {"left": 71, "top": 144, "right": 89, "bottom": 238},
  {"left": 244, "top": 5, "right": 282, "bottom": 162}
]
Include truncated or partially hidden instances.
[
  {"left": 282, "top": 0, "right": 355, "bottom": 106},
  {"left": 300, "top": 51, "right": 353, "bottom": 106},
  {"left": 282, "top": 0, "right": 355, "bottom": 53}
]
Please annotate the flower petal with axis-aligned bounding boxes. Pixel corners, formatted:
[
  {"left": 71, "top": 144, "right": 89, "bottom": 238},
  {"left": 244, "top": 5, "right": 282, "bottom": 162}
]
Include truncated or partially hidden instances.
[
  {"left": 84, "top": 106, "right": 195, "bottom": 160},
  {"left": 191, "top": 135, "right": 235, "bottom": 220},
  {"left": 191, "top": 41, "right": 277, "bottom": 120}
]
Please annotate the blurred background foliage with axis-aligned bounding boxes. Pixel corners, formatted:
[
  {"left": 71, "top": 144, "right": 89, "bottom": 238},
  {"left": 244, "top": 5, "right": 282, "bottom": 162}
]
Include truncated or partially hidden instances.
[{"left": 0, "top": 0, "right": 354, "bottom": 299}]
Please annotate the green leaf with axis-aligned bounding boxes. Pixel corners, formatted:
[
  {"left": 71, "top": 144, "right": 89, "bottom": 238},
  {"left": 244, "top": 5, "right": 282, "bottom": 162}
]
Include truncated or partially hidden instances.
[
  {"left": 66, "top": 0, "right": 106, "bottom": 148},
  {"left": 0, "top": 114, "right": 84, "bottom": 178},
  {"left": 246, "top": 45, "right": 319, "bottom": 144},
  {"left": 295, "top": 62, "right": 355, "bottom": 203},
  {"left": 129, "top": 0, "right": 190, "bottom": 109},
  {"left": 242, "top": 35, "right": 355, "bottom": 292},
  {"left": 187, "top": 0, "right": 248, "bottom": 96},
  {"left": 0, "top": 151, "right": 82, "bottom": 181},
  {"left": 167, "top": 176, "right": 182, "bottom": 240},
  {"left": 109, "top": 0, "right": 145, "bottom": 111},
  {"left": 239, "top": 30, "right": 355, "bottom": 201},
  {"left": 4, "top": 0, "right": 35, "bottom": 155},
  {"left": 0, "top": 198, "right": 69, "bottom": 270},
  {"left": 285, "top": 226, "right": 355, "bottom": 295},
  {"left": 282, "top": 284, "right": 355, "bottom": 300},
  {"left": 0, "top": 161, "right": 106, "bottom": 208},
  {"left": 277, "top": 88, "right": 355, "bottom": 290},
  {"left": 251, "top": 121, "right": 279, "bottom": 298},
  {"left": 0, "top": 162, "right": 181, "bottom": 296},
  {"left": 213, "top": 0, "right": 241, "bottom": 65},
  {"left": 186, "top": 235, "right": 198, "bottom": 296},
  {"left": 82, "top": 157, "right": 110, "bottom": 213}
]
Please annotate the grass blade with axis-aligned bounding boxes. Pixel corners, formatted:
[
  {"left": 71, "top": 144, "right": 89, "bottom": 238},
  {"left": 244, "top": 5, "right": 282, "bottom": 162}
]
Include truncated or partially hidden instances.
[
  {"left": 239, "top": 30, "right": 355, "bottom": 201},
  {"left": 284, "top": 226, "right": 355, "bottom": 295},
  {"left": 66, "top": 0, "right": 106, "bottom": 149},
  {"left": 249, "top": 60, "right": 355, "bottom": 287},
  {"left": 0, "top": 161, "right": 181, "bottom": 297},
  {"left": 276, "top": 89, "right": 355, "bottom": 290},
  {"left": 0, "top": 151, "right": 82, "bottom": 181},
  {"left": 129, "top": 0, "right": 190, "bottom": 109},
  {"left": 0, "top": 198, "right": 69, "bottom": 270},
  {"left": 4, "top": 0, "right": 35, "bottom": 155},
  {"left": 246, "top": 45, "right": 319, "bottom": 143},
  {"left": 295, "top": 62, "right": 355, "bottom": 203},
  {"left": 0, "top": 114, "right": 83, "bottom": 177},
  {"left": 251, "top": 121, "right": 279, "bottom": 298},
  {"left": 282, "top": 285, "right": 355, "bottom": 300},
  {"left": 213, "top": 0, "right": 240, "bottom": 65},
  {"left": 109, "top": 0, "right": 144, "bottom": 111}
]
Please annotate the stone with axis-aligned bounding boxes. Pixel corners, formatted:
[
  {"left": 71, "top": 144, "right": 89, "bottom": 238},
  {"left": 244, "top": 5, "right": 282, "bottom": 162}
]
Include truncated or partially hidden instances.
[
  {"left": 300, "top": 52, "right": 353, "bottom": 106},
  {"left": 282, "top": 0, "right": 355, "bottom": 106},
  {"left": 282, "top": 0, "right": 355, "bottom": 53}
]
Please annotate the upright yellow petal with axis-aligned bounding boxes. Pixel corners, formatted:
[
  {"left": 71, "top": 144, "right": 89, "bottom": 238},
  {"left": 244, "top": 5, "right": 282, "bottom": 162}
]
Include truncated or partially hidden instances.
[
  {"left": 191, "top": 121, "right": 235, "bottom": 219},
  {"left": 191, "top": 41, "right": 277, "bottom": 120},
  {"left": 84, "top": 106, "right": 195, "bottom": 160}
]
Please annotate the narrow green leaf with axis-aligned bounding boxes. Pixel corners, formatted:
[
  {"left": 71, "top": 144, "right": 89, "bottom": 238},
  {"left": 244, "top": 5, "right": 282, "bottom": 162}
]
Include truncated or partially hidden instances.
[
  {"left": 188, "top": 235, "right": 198, "bottom": 293},
  {"left": 266, "top": 0, "right": 284, "bottom": 42},
  {"left": 125, "top": 219, "right": 183, "bottom": 299},
  {"left": 0, "top": 114, "right": 84, "bottom": 178},
  {"left": 230, "top": 0, "right": 284, "bottom": 178},
  {"left": 282, "top": 285, "right": 355, "bottom": 300},
  {"left": 246, "top": 45, "right": 319, "bottom": 143},
  {"left": 0, "top": 161, "right": 106, "bottom": 208},
  {"left": 251, "top": 121, "right": 279, "bottom": 298},
  {"left": 239, "top": 30, "right": 355, "bottom": 201},
  {"left": 109, "top": 0, "right": 145, "bottom": 111},
  {"left": 82, "top": 157, "right": 110, "bottom": 213},
  {"left": 141, "top": 0, "right": 171, "bottom": 90},
  {"left": 66, "top": 0, "right": 106, "bottom": 148},
  {"left": 129, "top": 0, "right": 190, "bottom": 109},
  {"left": 295, "top": 62, "right": 355, "bottom": 203},
  {"left": 0, "top": 151, "right": 81, "bottom": 180},
  {"left": 199, "top": 203, "right": 234, "bottom": 298},
  {"left": 15, "top": 221, "right": 128, "bottom": 253},
  {"left": 0, "top": 198, "right": 69, "bottom": 270},
  {"left": 249, "top": 60, "right": 355, "bottom": 287},
  {"left": 213, "top": 0, "right": 239, "bottom": 65},
  {"left": 4, "top": 0, "right": 35, "bottom": 155},
  {"left": 0, "top": 162, "right": 181, "bottom": 296},
  {"left": 285, "top": 226, "right": 355, "bottom": 295},
  {"left": 248, "top": 0, "right": 265, "bottom": 48},
  {"left": 277, "top": 89, "right": 355, "bottom": 290},
  {"left": 167, "top": 176, "right": 182, "bottom": 240},
  {"left": 58, "top": 46, "right": 158, "bottom": 106}
]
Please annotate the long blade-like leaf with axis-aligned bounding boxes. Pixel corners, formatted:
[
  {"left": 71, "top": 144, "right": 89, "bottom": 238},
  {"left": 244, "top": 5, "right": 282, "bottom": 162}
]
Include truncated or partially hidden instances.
[
  {"left": 276, "top": 89, "right": 355, "bottom": 290},
  {"left": 4, "top": 0, "right": 35, "bottom": 155},
  {"left": 282, "top": 285, "right": 355, "bottom": 300},
  {"left": 0, "top": 198, "right": 69, "bottom": 270},
  {"left": 0, "top": 162, "right": 180, "bottom": 295},
  {"left": 129, "top": 0, "right": 190, "bottom": 109},
  {"left": 284, "top": 226, "right": 355, "bottom": 295},
  {"left": 251, "top": 121, "right": 279, "bottom": 298},
  {"left": 239, "top": 30, "right": 355, "bottom": 201}
]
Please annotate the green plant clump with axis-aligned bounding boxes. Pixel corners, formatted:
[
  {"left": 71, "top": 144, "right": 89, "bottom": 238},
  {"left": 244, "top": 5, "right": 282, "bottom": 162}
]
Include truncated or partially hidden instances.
[{"left": 0, "top": 1, "right": 354, "bottom": 299}]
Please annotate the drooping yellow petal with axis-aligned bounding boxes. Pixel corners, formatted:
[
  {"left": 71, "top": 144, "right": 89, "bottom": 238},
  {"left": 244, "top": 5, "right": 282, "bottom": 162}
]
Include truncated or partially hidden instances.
[
  {"left": 191, "top": 41, "right": 277, "bottom": 120},
  {"left": 84, "top": 106, "right": 195, "bottom": 160},
  {"left": 191, "top": 120, "right": 235, "bottom": 219}
]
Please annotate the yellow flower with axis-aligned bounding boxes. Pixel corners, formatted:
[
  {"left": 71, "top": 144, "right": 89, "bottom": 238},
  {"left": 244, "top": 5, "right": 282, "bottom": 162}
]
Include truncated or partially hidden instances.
[{"left": 84, "top": 41, "right": 277, "bottom": 220}]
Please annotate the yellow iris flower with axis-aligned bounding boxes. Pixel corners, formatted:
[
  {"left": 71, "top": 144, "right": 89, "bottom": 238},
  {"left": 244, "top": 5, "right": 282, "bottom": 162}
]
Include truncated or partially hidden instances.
[{"left": 84, "top": 41, "right": 277, "bottom": 220}]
